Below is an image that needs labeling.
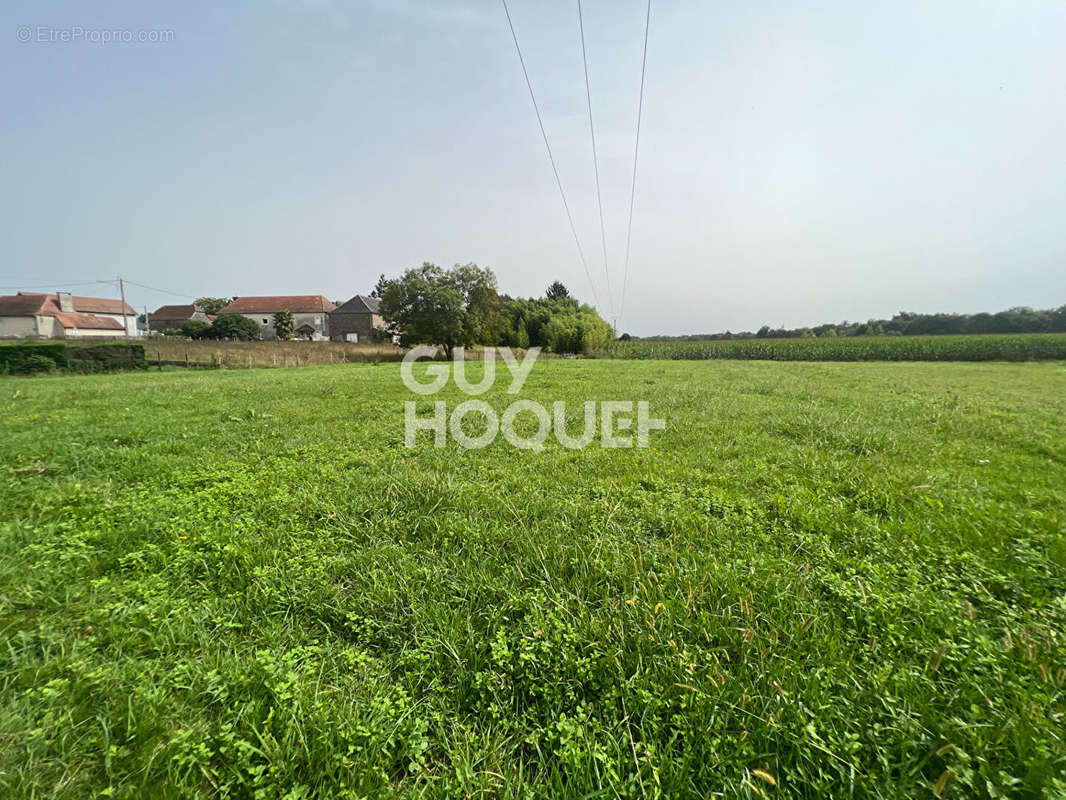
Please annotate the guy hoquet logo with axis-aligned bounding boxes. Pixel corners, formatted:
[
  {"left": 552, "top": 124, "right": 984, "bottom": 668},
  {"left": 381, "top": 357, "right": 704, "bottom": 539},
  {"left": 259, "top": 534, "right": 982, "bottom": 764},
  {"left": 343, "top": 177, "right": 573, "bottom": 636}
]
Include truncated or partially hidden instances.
[{"left": 402, "top": 346, "right": 665, "bottom": 450}]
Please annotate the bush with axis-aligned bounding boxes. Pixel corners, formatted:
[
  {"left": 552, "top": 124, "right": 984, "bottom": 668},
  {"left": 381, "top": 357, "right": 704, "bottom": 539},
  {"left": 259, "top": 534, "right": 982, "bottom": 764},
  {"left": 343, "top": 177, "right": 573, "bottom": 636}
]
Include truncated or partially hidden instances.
[
  {"left": 63, "top": 343, "right": 147, "bottom": 371},
  {"left": 208, "top": 314, "right": 260, "bottom": 341},
  {"left": 181, "top": 320, "right": 212, "bottom": 340},
  {"left": 0, "top": 342, "right": 146, "bottom": 374},
  {"left": 0, "top": 343, "right": 67, "bottom": 374},
  {"left": 23, "top": 353, "right": 58, "bottom": 373}
]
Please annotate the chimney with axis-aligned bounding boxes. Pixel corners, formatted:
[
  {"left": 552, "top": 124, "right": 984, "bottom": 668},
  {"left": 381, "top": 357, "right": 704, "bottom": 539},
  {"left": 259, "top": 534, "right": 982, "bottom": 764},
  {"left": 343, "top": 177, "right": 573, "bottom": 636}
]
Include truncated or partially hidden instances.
[{"left": 57, "top": 292, "right": 74, "bottom": 313}]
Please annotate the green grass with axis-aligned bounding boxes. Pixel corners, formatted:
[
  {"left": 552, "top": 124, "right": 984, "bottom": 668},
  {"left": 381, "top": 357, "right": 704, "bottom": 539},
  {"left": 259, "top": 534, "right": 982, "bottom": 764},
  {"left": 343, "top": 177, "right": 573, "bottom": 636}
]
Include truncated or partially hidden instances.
[
  {"left": 1, "top": 360, "right": 1064, "bottom": 798},
  {"left": 597, "top": 333, "right": 1066, "bottom": 361}
]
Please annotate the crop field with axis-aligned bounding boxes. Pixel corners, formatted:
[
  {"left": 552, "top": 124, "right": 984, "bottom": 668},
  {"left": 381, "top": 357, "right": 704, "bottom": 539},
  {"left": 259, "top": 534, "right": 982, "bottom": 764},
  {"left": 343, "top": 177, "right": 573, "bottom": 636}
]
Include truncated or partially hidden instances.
[
  {"left": 598, "top": 333, "right": 1066, "bottom": 362},
  {"left": 1, "top": 360, "right": 1064, "bottom": 798}
]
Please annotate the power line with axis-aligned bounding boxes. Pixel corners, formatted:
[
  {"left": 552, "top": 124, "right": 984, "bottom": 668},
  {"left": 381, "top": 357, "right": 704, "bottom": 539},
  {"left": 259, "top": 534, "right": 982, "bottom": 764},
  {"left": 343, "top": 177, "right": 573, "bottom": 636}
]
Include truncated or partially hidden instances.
[
  {"left": 121, "top": 279, "right": 196, "bottom": 299},
  {"left": 578, "top": 0, "right": 612, "bottom": 319},
  {"left": 619, "top": 0, "right": 652, "bottom": 328},
  {"left": 500, "top": 0, "right": 599, "bottom": 309},
  {"left": 0, "top": 279, "right": 115, "bottom": 292}
]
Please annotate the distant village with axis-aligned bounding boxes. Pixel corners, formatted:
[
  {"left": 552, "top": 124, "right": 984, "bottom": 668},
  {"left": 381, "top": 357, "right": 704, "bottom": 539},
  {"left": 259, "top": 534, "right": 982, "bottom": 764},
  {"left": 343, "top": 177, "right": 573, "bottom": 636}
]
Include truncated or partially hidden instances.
[{"left": 0, "top": 290, "right": 388, "bottom": 343}]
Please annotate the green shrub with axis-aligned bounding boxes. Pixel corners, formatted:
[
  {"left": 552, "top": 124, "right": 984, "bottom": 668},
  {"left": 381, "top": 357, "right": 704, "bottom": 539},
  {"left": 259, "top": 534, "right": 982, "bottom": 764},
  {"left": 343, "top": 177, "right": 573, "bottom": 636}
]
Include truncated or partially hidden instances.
[
  {"left": 23, "top": 353, "right": 58, "bottom": 373},
  {"left": 0, "top": 343, "right": 67, "bottom": 374},
  {"left": 208, "top": 314, "right": 261, "bottom": 341},
  {"left": 180, "top": 320, "right": 212, "bottom": 340},
  {"left": 0, "top": 341, "right": 146, "bottom": 375}
]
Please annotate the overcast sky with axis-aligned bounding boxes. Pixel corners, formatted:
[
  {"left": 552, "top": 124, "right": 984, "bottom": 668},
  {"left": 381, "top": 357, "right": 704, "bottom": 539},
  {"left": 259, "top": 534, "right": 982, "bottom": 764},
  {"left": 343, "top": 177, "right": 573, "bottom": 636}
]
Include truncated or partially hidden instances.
[{"left": 3, "top": 0, "right": 1065, "bottom": 335}]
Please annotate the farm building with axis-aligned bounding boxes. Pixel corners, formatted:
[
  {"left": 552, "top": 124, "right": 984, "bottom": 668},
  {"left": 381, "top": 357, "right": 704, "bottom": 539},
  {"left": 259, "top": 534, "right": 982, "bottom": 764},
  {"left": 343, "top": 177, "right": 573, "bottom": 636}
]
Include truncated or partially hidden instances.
[
  {"left": 0, "top": 291, "right": 138, "bottom": 339},
  {"left": 149, "top": 304, "right": 214, "bottom": 333},
  {"left": 328, "top": 294, "right": 389, "bottom": 343},
  {"left": 218, "top": 295, "right": 336, "bottom": 340}
]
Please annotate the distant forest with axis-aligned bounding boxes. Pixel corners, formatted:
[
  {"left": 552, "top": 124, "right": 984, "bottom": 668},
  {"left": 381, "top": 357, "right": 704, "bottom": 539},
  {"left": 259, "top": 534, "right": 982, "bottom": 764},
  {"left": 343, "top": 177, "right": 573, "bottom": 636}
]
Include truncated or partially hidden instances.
[{"left": 639, "top": 304, "right": 1066, "bottom": 341}]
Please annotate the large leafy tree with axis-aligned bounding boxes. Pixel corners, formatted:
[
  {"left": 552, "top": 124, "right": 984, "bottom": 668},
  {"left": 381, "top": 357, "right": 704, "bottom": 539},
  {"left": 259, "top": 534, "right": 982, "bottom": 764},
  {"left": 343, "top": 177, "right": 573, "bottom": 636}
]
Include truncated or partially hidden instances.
[
  {"left": 273, "top": 310, "right": 295, "bottom": 341},
  {"left": 375, "top": 263, "right": 507, "bottom": 357},
  {"left": 194, "top": 297, "right": 231, "bottom": 316},
  {"left": 208, "top": 313, "right": 260, "bottom": 340}
]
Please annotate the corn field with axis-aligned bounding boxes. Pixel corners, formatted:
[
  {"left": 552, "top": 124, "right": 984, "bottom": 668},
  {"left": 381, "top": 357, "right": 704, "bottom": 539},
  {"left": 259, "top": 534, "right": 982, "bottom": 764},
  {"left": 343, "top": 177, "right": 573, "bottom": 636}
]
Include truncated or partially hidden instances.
[{"left": 594, "top": 333, "right": 1066, "bottom": 361}]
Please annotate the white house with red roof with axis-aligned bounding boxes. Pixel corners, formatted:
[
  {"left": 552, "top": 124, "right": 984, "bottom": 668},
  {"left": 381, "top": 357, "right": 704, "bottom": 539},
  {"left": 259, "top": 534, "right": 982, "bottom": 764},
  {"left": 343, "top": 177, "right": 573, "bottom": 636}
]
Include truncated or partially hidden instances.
[
  {"left": 218, "top": 295, "right": 336, "bottom": 340},
  {"left": 0, "top": 291, "right": 139, "bottom": 339}
]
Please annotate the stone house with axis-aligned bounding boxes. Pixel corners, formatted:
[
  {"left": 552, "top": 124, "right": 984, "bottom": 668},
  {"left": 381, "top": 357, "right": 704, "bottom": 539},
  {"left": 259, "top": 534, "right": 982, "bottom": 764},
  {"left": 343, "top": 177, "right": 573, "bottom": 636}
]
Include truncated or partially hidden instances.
[
  {"left": 0, "top": 291, "right": 138, "bottom": 339},
  {"left": 328, "top": 294, "right": 389, "bottom": 343},
  {"left": 149, "top": 304, "right": 214, "bottom": 333},
  {"left": 218, "top": 295, "right": 336, "bottom": 340}
]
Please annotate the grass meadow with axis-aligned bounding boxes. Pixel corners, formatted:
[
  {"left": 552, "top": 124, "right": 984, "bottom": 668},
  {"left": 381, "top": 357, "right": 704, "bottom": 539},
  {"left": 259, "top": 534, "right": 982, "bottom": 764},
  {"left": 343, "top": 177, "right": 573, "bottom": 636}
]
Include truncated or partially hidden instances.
[
  {"left": 1, "top": 359, "right": 1064, "bottom": 798},
  {"left": 145, "top": 339, "right": 405, "bottom": 368}
]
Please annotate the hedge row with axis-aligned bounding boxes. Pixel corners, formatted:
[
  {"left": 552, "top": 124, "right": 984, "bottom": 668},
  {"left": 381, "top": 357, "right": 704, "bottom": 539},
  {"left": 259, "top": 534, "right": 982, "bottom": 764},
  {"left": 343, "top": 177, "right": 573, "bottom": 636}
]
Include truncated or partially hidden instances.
[{"left": 0, "top": 342, "right": 147, "bottom": 375}]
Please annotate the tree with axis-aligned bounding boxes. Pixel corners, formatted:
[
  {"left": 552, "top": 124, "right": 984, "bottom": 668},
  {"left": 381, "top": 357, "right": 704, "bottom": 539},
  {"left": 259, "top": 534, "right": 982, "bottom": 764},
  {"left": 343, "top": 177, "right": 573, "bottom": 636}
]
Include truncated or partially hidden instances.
[
  {"left": 208, "top": 313, "right": 260, "bottom": 340},
  {"left": 376, "top": 263, "right": 505, "bottom": 357},
  {"left": 451, "top": 263, "right": 510, "bottom": 346},
  {"left": 545, "top": 281, "right": 570, "bottom": 301},
  {"left": 195, "top": 297, "right": 231, "bottom": 316},
  {"left": 181, "top": 320, "right": 211, "bottom": 339},
  {"left": 273, "top": 310, "right": 295, "bottom": 341},
  {"left": 514, "top": 319, "right": 530, "bottom": 349}
]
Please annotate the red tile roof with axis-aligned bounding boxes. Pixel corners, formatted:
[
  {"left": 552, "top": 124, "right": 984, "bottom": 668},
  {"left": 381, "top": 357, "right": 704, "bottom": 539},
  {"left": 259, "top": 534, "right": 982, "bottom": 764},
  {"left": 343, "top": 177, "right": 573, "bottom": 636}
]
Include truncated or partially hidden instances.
[
  {"left": 220, "top": 295, "right": 336, "bottom": 314},
  {"left": 151, "top": 304, "right": 201, "bottom": 319},
  {"left": 69, "top": 295, "right": 136, "bottom": 315},
  {"left": 0, "top": 293, "right": 51, "bottom": 316},
  {"left": 53, "top": 312, "right": 123, "bottom": 330},
  {"left": 0, "top": 291, "right": 135, "bottom": 317}
]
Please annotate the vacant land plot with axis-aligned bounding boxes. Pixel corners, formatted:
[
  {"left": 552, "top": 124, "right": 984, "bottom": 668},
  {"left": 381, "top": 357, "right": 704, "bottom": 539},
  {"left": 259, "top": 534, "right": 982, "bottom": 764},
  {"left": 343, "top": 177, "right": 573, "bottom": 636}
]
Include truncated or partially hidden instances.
[{"left": 1, "top": 361, "right": 1064, "bottom": 798}]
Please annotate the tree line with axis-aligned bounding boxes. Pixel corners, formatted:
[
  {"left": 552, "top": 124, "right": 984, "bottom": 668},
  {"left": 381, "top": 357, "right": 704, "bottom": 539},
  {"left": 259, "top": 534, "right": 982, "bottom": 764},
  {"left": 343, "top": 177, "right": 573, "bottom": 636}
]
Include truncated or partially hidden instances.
[
  {"left": 373, "top": 264, "right": 613, "bottom": 355},
  {"left": 640, "top": 305, "right": 1066, "bottom": 341}
]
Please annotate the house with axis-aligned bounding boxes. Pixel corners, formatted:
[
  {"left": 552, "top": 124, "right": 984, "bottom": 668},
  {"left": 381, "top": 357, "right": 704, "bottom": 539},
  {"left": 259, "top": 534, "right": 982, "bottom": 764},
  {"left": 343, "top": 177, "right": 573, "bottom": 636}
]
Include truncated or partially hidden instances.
[
  {"left": 218, "top": 295, "right": 336, "bottom": 340},
  {"left": 0, "top": 291, "right": 138, "bottom": 339},
  {"left": 328, "top": 294, "right": 389, "bottom": 343},
  {"left": 149, "top": 304, "right": 214, "bottom": 333}
]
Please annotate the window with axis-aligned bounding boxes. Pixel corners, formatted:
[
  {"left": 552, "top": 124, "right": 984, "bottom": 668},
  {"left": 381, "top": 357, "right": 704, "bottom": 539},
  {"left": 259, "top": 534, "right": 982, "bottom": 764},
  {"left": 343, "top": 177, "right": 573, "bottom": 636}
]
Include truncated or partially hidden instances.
[
  {"left": 262, "top": 318, "right": 269, "bottom": 325},
  {"left": 314, "top": 315, "right": 322, "bottom": 325}
]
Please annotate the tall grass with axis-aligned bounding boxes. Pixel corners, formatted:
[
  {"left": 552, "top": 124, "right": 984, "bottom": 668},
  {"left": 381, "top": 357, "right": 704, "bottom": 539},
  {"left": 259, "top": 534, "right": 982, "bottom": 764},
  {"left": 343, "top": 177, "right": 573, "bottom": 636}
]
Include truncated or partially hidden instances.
[
  {"left": 1, "top": 360, "right": 1064, "bottom": 797},
  {"left": 145, "top": 338, "right": 405, "bottom": 368},
  {"left": 595, "top": 332, "right": 1066, "bottom": 361}
]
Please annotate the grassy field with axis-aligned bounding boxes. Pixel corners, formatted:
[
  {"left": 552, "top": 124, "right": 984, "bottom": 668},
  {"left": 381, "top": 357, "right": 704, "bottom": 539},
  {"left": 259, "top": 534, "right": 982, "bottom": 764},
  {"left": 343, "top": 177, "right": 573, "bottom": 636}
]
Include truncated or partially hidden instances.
[
  {"left": 1, "top": 360, "right": 1064, "bottom": 798},
  {"left": 597, "top": 333, "right": 1066, "bottom": 361},
  {"left": 144, "top": 339, "right": 405, "bottom": 368}
]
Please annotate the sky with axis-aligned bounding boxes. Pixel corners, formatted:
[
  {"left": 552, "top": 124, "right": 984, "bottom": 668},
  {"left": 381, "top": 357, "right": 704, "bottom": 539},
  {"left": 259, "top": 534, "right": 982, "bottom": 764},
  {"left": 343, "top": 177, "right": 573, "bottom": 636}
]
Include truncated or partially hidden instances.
[{"left": 3, "top": 0, "right": 1065, "bottom": 336}]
